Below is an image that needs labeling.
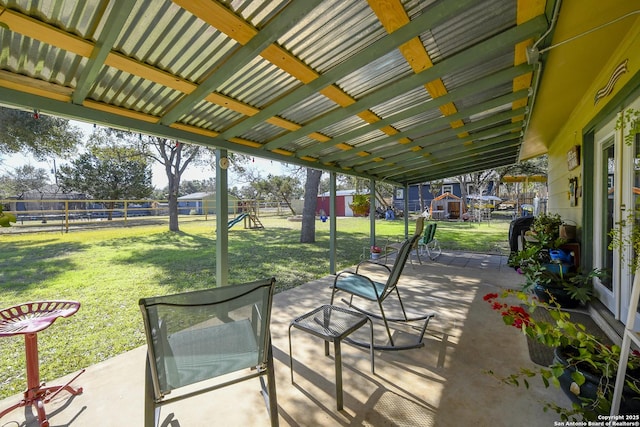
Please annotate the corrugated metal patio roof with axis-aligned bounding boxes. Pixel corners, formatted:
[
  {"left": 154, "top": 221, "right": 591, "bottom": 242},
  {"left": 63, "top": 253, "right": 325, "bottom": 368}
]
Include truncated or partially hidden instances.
[{"left": 0, "top": 0, "right": 553, "bottom": 185}]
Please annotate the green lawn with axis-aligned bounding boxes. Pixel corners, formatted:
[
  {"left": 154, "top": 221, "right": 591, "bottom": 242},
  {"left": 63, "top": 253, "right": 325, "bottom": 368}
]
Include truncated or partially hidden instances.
[{"left": 0, "top": 216, "right": 510, "bottom": 398}]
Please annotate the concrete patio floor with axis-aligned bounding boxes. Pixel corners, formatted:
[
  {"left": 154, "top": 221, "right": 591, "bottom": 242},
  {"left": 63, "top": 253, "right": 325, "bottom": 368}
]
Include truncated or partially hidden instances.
[{"left": 0, "top": 251, "right": 572, "bottom": 426}]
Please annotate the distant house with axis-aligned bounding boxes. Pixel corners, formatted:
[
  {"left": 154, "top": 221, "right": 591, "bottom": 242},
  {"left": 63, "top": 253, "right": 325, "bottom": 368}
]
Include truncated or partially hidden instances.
[
  {"left": 317, "top": 190, "right": 371, "bottom": 217},
  {"left": 177, "top": 192, "right": 239, "bottom": 215},
  {"left": 392, "top": 181, "right": 496, "bottom": 213},
  {"left": 6, "top": 186, "right": 87, "bottom": 216},
  {"left": 178, "top": 192, "right": 215, "bottom": 215}
]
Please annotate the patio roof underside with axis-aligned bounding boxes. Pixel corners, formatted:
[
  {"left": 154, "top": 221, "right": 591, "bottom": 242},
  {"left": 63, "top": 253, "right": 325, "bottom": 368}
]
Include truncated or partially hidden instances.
[{"left": 0, "top": 0, "right": 554, "bottom": 186}]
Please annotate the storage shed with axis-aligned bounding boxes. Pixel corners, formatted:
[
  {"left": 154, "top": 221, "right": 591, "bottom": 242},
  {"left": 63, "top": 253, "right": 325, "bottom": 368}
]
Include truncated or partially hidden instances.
[
  {"left": 429, "top": 192, "right": 465, "bottom": 220},
  {"left": 317, "top": 190, "right": 370, "bottom": 217}
]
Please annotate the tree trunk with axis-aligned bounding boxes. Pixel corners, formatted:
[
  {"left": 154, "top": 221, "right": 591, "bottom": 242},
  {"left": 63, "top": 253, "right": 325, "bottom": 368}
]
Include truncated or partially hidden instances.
[
  {"left": 281, "top": 196, "right": 296, "bottom": 215},
  {"left": 167, "top": 172, "right": 180, "bottom": 232},
  {"left": 300, "top": 168, "right": 322, "bottom": 243}
]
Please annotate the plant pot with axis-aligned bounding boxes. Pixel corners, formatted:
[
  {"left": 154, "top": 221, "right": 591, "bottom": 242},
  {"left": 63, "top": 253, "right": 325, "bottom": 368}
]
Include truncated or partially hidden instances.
[
  {"left": 553, "top": 347, "right": 640, "bottom": 415},
  {"left": 543, "top": 262, "right": 571, "bottom": 275},
  {"left": 533, "top": 284, "right": 580, "bottom": 308}
]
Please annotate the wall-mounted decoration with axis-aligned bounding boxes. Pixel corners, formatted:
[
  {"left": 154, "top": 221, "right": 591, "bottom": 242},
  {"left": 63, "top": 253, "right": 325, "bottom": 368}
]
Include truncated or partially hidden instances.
[
  {"left": 594, "top": 58, "right": 628, "bottom": 105},
  {"left": 569, "top": 176, "right": 579, "bottom": 207},
  {"left": 567, "top": 145, "right": 580, "bottom": 171}
]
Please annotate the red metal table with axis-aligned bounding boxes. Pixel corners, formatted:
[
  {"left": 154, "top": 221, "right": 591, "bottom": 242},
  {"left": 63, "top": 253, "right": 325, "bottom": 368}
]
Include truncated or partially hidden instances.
[{"left": 0, "top": 301, "right": 84, "bottom": 427}]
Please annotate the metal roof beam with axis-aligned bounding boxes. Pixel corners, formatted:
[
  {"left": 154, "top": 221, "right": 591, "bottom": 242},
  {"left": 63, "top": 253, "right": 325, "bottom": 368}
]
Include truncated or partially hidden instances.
[
  {"left": 346, "top": 108, "right": 526, "bottom": 170},
  {"left": 389, "top": 134, "right": 522, "bottom": 176},
  {"left": 358, "top": 124, "right": 522, "bottom": 175},
  {"left": 0, "top": 85, "right": 394, "bottom": 183},
  {"left": 216, "top": 0, "right": 479, "bottom": 140},
  {"left": 72, "top": 0, "right": 137, "bottom": 105},
  {"left": 259, "top": 15, "right": 546, "bottom": 152},
  {"left": 331, "top": 91, "right": 528, "bottom": 167},
  {"left": 400, "top": 155, "right": 519, "bottom": 184},
  {"left": 160, "top": 0, "right": 323, "bottom": 126},
  {"left": 299, "top": 64, "right": 532, "bottom": 160}
]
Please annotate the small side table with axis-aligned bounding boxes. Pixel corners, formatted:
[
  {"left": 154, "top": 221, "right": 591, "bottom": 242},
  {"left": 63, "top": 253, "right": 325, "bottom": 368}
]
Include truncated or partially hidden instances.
[
  {"left": 0, "top": 301, "right": 84, "bottom": 427},
  {"left": 288, "top": 304, "right": 374, "bottom": 410}
]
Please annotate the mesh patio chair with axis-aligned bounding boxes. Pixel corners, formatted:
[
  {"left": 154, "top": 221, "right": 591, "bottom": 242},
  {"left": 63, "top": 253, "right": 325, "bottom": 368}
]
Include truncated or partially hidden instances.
[
  {"left": 383, "top": 216, "right": 425, "bottom": 265},
  {"left": 418, "top": 222, "right": 441, "bottom": 260},
  {"left": 139, "top": 277, "right": 278, "bottom": 427},
  {"left": 332, "top": 235, "right": 435, "bottom": 351}
]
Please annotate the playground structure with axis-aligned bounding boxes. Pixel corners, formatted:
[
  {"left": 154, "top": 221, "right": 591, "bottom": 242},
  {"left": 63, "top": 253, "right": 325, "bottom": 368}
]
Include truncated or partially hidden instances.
[
  {"left": 229, "top": 201, "right": 264, "bottom": 230},
  {"left": 227, "top": 212, "right": 264, "bottom": 230}
]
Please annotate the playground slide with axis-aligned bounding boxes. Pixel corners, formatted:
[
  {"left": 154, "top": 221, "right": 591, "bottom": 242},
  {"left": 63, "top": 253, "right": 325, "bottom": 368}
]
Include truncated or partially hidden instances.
[{"left": 227, "top": 212, "right": 248, "bottom": 229}]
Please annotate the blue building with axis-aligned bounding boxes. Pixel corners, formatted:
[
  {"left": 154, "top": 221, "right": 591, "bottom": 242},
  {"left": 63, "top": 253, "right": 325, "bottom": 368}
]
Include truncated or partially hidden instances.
[{"left": 392, "top": 181, "right": 497, "bottom": 214}]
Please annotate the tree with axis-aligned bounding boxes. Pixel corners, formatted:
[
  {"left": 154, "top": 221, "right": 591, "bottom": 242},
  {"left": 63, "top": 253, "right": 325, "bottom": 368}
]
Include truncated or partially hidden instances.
[
  {"left": 454, "top": 170, "right": 496, "bottom": 204},
  {"left": 145, "top": 138, "right": 199, "bottom": 231},
  {"left": 429, "top": 180, "right": 444, "bottom": 199},
  {"left": 263, "top": 175, "right": 302, "bottom": 215},
  {"left": 178, "top": 178, "right": 215, "bottom": 196},
  {"left": 103, "top": 129, "right": 216, "bottom": 232},
  {"left": 318, "top": 174, "right": 350, "bottom": 194},
  {"left": 0, "top": 107, "right": 82, "bottom": 160},
  {"left": 0, "top": 165, "right": 50, "bottom": 198},
  {"left": 56, "top": 144, "right": 153, "bottom": 219},
  {"left": 301, "top": 168, "right": 323, "bottom": 243}
]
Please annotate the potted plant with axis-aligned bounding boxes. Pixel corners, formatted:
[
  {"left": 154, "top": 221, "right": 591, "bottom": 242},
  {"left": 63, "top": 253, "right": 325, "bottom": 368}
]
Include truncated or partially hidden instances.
[
  {"left": 509, "top": 213, "right": 599, "bottom": 307},
  {"left": 349, "top": 194, "right": 370, "bottom": 217},
  {"left": 508, "top": 213, "right": 565, "bottom": 271},
  {"left": 370, "top": 245, "right": 382, "bottom": 260},
  {"left": 519, "top": 254, "right": 602, "bottom": 308},
  {"left": 527, "top": 212, "right": 565, "bottom": 249},
  {"left": 484, "top": 291, "right": 640, "bottom": 420}
]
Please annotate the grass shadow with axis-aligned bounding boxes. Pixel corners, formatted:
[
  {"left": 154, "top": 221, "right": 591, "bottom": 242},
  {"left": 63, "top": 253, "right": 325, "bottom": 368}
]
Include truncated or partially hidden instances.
[{"left": 0, "top": 239, "right": 86, "bottom": 293}]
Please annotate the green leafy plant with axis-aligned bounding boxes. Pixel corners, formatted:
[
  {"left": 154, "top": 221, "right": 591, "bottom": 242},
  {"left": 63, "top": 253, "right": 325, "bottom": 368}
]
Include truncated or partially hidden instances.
[
  {"left": 0, "top": 205, "right": 17, "bottom": 227},
  {"left": 349, "top": 193, "right": 370, "bottom": 216},
  {"left": 609, "top": 212, "right": 640, "bottom": 273},
  {"left": 509, "top": 213, "right": 599, "bottom": 305},
  {"left": 615, "top": 108, "right": 640, "bottom": 146},
  {"left": 485, "top": 291, "right": 640, "bottom": 420},
  {"left": 609, "top": 108, "right": 640, "bottom": 270},
  {"left": 518, "top": 254, "right": 602, "bottom": 305},
  {"left": 528, "top": 212, "right": 565, "bottom": 249}
]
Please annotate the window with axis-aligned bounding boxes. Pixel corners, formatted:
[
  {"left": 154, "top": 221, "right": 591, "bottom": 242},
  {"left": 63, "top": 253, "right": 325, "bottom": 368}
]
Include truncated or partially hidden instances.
[{"left": 442, "top": 185, "right": 453, "bottom": 194}]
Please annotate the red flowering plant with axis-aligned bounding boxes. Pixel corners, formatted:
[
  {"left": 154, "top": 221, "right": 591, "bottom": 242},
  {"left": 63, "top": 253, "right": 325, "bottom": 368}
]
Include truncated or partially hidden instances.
[{"left": 484, "top": 290, "right": 640, "bottom": 421}]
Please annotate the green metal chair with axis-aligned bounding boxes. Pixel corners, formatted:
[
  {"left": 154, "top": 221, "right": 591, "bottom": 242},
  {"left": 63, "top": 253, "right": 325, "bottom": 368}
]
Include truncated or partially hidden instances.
[
  {"left": 139, "top": 278, "right": 279, "bottom": 427},
  {"left": 331, "top": 235, "right": 435, "bottom": 351},
  {"left": 418, "top": 222, "right": 441, "bottom": 260}
]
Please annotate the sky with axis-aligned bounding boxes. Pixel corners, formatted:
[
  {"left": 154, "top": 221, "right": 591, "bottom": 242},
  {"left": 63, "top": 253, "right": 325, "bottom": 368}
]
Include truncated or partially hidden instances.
[{"left": 1, "top": 119, "right": 290, "bottom": 189}]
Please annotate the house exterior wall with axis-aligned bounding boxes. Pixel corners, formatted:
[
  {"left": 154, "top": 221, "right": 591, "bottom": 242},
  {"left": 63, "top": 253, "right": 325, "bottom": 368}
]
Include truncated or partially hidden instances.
[
  {"left": 317, "top": 191, "right": 361, "bottom": 217},
  {"left": 317, "top": 195, "right": 346, "bottom": 216},
  {"left": 395, "top": 183, "right": 463, "bottom": 213},
  {"left": 177, "top": 194, "right": 237, "bottom": 215},
  {"left": 395, "top": 181, "right": 496, "bottom": 213},
  {"left": 546, "top": 24, "right": 640, "bottom": 228}
]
